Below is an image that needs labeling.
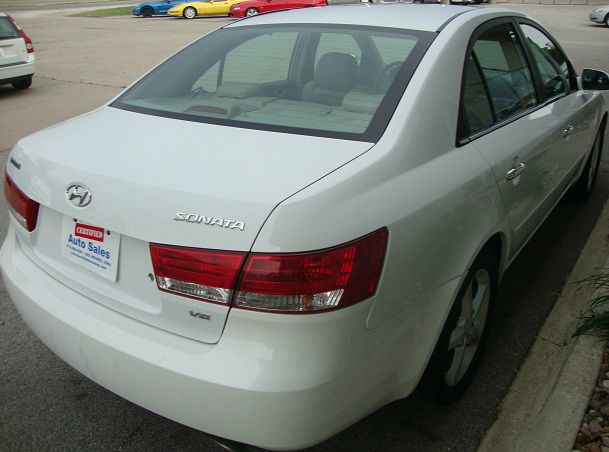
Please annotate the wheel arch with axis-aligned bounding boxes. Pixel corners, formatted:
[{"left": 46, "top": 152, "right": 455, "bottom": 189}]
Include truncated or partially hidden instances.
[
  {"left": 481, "top": 231, "right": 508, "bottom": 279},
  {"left": 600, "top": 111, "right": 607, "bottom": 139},
  {"left": 598, "top": 111, "right": 607, "bottom": 159}
]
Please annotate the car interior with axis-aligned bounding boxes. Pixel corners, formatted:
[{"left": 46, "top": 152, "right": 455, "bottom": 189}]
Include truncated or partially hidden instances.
[{"left": 116, "top": 26, "right": 427, "bottom": 136}]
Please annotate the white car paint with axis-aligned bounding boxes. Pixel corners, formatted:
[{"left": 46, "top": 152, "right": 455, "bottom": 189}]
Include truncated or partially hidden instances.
[{"left": 1, "top": 4, "right": 607, "bottom": 450}]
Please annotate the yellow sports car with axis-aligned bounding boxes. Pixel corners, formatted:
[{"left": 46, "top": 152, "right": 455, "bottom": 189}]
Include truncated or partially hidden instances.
[{"left": 168, "top": 0, "right": 242, "bottom": 18}]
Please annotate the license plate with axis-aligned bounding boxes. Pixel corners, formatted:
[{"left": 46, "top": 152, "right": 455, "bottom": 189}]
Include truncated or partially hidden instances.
[{"left": 61, "top": 217, "right": 121, "bottom": 281}]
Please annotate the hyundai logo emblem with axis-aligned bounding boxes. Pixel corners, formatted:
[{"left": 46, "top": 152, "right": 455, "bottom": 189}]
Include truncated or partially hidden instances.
[{"left": 66, "top": 183, "right": 92, "bottom": 208}]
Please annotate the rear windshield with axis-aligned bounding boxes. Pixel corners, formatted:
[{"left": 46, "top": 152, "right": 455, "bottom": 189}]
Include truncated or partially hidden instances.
[
  {"left": 0, "top": 17, "right": 19, "bottom": 40},
  {"left": 112, "top": 24, "right": 434, "bottom": 142}
]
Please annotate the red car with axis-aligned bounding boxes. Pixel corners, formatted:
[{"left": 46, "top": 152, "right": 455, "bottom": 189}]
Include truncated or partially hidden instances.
[{"left": 229, "top": 0, "right": 326, "bottom": 17}]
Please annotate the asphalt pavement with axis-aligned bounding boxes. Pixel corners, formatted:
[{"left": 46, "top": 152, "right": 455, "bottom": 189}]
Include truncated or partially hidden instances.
[{"left": 0, "top": 4, "right": 608, "bottom": 452}]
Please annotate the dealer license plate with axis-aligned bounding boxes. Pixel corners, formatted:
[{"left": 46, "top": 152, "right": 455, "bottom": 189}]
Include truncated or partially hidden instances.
[{"left": 61, "top": 217, "right": 121, "bottom": 281}]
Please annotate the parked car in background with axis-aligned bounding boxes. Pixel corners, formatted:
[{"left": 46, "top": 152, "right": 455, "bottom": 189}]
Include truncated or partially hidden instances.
[
  {"left": 590, "top": 5, "right": 609, "bottom": 26},
  {"left": 132, "top": 0, "right": 188, "bottom": 17},
  {"left": 230, "top": 0, "right": 326, "bottom": 18},
  {"left": 0, "top": 13, "right": 34, "bottom": 90},
  {"left": 2, "top": 4, "right": 608, "bottom": 451},
  {"left": 168, "top": 0, "right": 240, "bottom": 18}
]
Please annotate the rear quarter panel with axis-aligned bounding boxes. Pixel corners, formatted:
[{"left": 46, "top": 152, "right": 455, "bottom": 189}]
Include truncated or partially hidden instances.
[
  {"left": 250, "top": 12, "right": 513, "bottom": 395},
  {"left": 252, "top": 10, "right": 516, "bottom": 332}
]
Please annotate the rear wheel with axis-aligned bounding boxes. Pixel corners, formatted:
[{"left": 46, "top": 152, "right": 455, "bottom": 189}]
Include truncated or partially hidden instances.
[
  {"left": 183, "top": 6, "right": 197, "bottom": 19},
  {"left": 12, "top": 76, "right": 32, "bottom": 90},
  {"left": 605, "top": 14, "right": 609, "bottom": 27},
  {"left": 141, "top": 6, "right": 153, "bottom": 17},
  {"left": 245, "top": 7, "right": 259, "bottom": 16},
  {"left": 425, "top": 248, "right": 497, "bottom": 404},
  {"left": 573, "top": 124, "right": 604, "bottom": 199}
]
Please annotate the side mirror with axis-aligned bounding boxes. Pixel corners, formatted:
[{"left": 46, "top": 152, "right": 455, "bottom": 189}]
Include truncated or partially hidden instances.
[{"left": 582, "top": 68, "right": 609, "bottom": 91}]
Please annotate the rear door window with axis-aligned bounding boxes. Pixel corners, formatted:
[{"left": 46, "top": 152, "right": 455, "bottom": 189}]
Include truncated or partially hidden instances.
[
  {"left": 519, "top": 23, "right": 572, "bottom": 99},
  {"left": 472, "top": 22, "right": 537, "bottom": 122},
  {"left": 459, "top": 21, "right": 538, "bottom": 141},
  {"left": 460, "top": 54, "right": 494, "bottom": 137}
]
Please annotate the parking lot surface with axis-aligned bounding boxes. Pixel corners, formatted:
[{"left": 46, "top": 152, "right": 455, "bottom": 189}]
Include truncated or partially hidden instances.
[{"left": 1, "top": 4, "right": 609, "bottom": 451}]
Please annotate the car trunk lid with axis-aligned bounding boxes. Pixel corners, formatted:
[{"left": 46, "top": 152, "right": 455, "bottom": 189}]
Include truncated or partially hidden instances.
[{"left": 8, "top": 106, "right": 373, "bottom": 343}]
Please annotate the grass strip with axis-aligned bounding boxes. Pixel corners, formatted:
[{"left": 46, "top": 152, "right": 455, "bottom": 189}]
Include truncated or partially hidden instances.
[{"left": 72, "top": 6, "right": 133, "bottom": 17}]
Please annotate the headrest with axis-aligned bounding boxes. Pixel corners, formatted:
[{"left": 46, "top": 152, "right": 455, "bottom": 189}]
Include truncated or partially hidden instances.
[{"left": 314, "top": 52, "right": 359, "bottom": 91}]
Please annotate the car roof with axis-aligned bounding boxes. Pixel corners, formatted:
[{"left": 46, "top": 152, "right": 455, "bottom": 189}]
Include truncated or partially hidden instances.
[{"left": 226, "top": 4, "right": 517, "bottom": 33}]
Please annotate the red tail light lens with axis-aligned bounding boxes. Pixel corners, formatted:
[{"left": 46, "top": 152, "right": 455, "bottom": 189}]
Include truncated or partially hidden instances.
[
  {"left": 4, "top": 173, "right": 39, "bottom": 232},
  {"left": 7, "top": 15, "right": 34, "bottom": 53},
  {"left": 235, "top": 228, "right": 388, "bottom": 312},
  {"left": 23, "top": 34, "right": 34, "bottom": 53},
  {"left": 150, "top": 244, "right": 246, "bottom": 304},
  {"left": 149, "top": 228, "right": 388, "bottom": 313}
]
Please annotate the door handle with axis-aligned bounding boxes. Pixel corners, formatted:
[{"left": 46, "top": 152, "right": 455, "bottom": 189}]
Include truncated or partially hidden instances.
[
  {"left": 562, "top": 125, "right": 575, "bottom": 138},
  {"left": 506, "top": 162, "right": 526, "bottom": 181}
]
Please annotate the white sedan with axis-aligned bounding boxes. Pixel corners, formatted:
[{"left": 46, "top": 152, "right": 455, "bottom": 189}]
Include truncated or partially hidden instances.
[{"left": 2, "top": 4, "right": 608, "bottom": 450}]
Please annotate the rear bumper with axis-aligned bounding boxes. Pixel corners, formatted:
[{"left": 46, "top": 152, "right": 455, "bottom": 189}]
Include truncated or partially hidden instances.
[
  {"left": 0, "top": 58, "right": 34, "bottom": 85},
  {"left": 0, "top": 223, "right": 407, "bottom": 450}
]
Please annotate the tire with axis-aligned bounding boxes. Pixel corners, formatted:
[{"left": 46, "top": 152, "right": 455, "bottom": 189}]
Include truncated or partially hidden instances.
[
  {"left": 424, "top": 248, "right": 498, "bottom": 404},
  {"left": 605, "top": 14, "right": 609, "bottom": 27},
  {"left": 573, "top": 123, "right": 605, "bottom": 200},
  {"left": 183, "top": 6, "right": 197, "bottom": 19},
  {"left": 141, "top": 6, "right": 153, "bottom": 17},
  {"left": 245, "top": 7, "right": 259, "bottom": 16},
  {"left": 12, "top": 76, "right": 32, "bottom": 90}
]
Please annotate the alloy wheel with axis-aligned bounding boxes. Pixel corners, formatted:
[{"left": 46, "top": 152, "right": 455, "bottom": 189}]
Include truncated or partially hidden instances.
[
  {"left": 444, "top": 269, "right": 490, "bottom": 387},
  {"left": 184, "top": 7, "right": 196, "bottom": 19}
]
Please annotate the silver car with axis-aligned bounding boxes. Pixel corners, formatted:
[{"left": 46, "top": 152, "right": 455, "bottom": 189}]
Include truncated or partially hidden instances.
[
  {"left": 2, "top": 4, "right": 608, "bottom": 450},
  {"left": 590, "top": 5, "right": 609, "bottom": 26}
]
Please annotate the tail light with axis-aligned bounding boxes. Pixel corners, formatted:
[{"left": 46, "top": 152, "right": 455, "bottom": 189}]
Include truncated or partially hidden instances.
[
  {"left": 150, "top": 228, "right": 388, "bottom": 313},
  {"left": 7, "top": 15, "right": 34, "bottom": 53},
  {"left": 150, "top": 245, "right": 246, "bottom": 305},
  {"left": 4, "top": 173, "right": 40, "bottom": 232}
]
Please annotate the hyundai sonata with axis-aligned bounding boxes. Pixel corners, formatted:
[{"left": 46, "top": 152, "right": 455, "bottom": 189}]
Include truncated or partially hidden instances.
[{"left": 2, "top": 4, "right": 608, "bottom": 450}]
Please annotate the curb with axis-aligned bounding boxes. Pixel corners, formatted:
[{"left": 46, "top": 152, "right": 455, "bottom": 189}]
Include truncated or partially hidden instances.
[{"left": 478, "top": 195, "right": 609, "bottom": 451}]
